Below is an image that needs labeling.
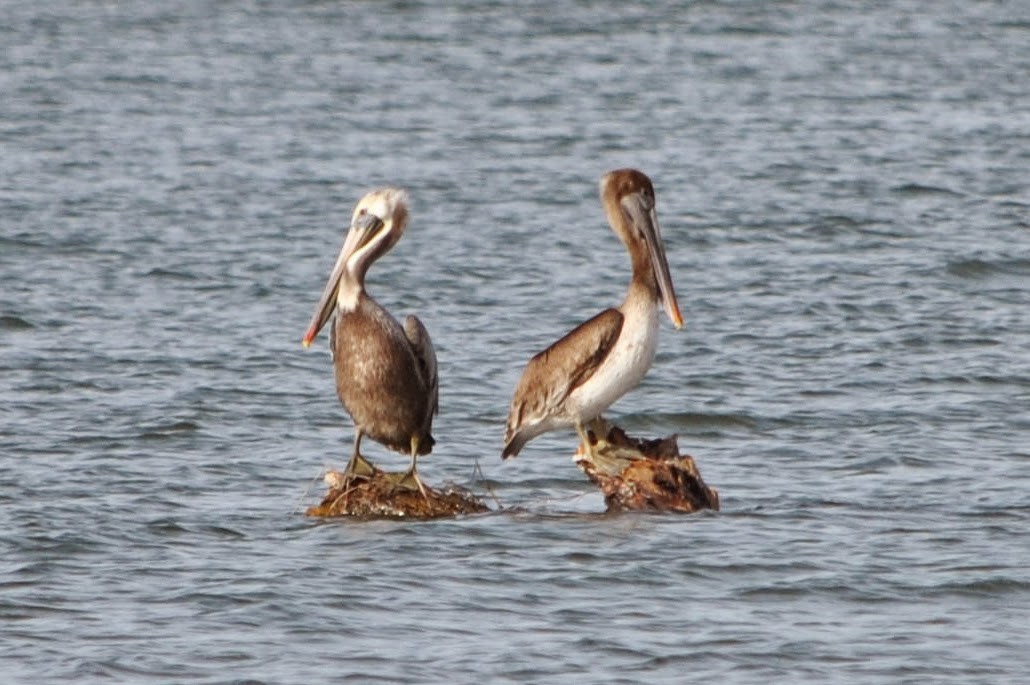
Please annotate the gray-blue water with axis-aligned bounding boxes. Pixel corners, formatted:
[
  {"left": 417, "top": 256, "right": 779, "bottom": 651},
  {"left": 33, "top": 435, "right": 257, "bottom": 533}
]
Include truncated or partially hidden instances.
[{"left": 2, "top": 1, "right": 1028, "bottom": 683}]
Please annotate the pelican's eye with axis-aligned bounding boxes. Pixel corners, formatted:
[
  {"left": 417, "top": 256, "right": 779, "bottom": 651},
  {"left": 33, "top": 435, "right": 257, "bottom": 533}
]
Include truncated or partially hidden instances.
[{"left": 639, "top": 190, "right": 655, "bottom": 212}]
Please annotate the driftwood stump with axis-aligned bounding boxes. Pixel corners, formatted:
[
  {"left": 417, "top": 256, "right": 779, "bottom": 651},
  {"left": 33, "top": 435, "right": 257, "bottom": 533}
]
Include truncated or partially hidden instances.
[
  {"left": 306, "top": 466, "right": 489, "bottom": 520},
  {"left": 574, "top": 419, "right": 719, "bottom": 513},
  {"left": 305, "top": 420, "right": 716, "bottom": 518}
]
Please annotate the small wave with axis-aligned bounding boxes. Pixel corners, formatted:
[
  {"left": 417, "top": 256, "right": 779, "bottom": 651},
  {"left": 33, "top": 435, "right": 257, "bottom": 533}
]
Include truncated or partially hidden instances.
[
  {"left": 624, "top": 411, "right": 759, "bottom": 434},
  {"left": 0, "top": 235, "right": 56, "bottom": 254},
  {"left": 892, "top": 183, "right": 962, "bottom": 197},
  {"left": 0, "top": 315, "right": 34, "bottom": 331},
  {"left": 946, "top": 257, "right": 1030, "bottom": 279},
  {"left": 671, "top": 412, "right": 759, "bottom": 431},
  {"left": 102, "top": 73, "right": 170, "bottom": 86},
  {"left": 143, "top": 267, "right": 199, "bottom": 281},
  {"left": 710, "top": 24, "right": 787, "bottom": 38},
  {"left": 916, "top": 576, "right": 1030, "bottom": 598},
  {"left": 139, "top": 420, "right": 200, "bottom": 441}
]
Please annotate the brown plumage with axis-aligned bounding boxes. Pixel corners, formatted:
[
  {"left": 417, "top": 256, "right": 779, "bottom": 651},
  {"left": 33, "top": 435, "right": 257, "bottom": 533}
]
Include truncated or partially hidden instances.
[
  {"left": 502, "top": 309, "right": 623, "bottom": 458},
  {"left": 302, "top": 188, "right": 437, "bottom": 496},
  {"left": 502, "top": 169, "right": 683, "bottom": 459},
  {"left": 331, "top": 302, "right": 436, "bottom": 456}
]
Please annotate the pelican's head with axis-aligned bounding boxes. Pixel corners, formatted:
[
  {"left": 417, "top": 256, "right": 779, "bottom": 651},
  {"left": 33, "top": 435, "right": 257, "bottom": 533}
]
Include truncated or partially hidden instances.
[
  {"left": 302, "top": 188, "right": 410, "bottom": 348},
  {"left": 601, "top": 169, "right": 683, "bottom": 329},
  {"left": 346, "top": 188, "right": 410, "bottom": 258}
]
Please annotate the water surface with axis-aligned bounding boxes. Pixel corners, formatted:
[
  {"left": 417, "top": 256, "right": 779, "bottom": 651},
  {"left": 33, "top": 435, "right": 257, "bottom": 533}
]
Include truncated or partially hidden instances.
[{"left": 2, "top": 1, "right": 1028, "bottom": 683}]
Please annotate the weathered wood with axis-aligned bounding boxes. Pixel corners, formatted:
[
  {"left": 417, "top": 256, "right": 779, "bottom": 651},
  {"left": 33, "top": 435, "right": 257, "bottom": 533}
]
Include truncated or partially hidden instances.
[
  {"left": 306, "top": 420, "right": 716, "bottom": 518},
  {"left": 574, "top": 419, "right": 719, "bottom": 513},
  {"left": 306, "top": 467, "right": 489, "bottom": 519}
]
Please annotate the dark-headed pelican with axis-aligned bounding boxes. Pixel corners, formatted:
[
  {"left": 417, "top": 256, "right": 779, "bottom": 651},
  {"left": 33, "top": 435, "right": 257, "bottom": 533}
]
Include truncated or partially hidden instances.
[
  {"left": 502, "top": 169, "right": 682, "bottom": 459},
  {"left": 303, "top": 188, "right": 438, "bottom": 496}
]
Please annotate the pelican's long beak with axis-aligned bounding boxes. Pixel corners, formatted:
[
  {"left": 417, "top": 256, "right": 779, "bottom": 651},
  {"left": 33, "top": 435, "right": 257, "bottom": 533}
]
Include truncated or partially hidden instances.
[
  {"left": 625, "top": 196, "right": 684, "bottom": 329},
  {"left": 645, "top": 209, "right": 684, "bottom": 329},
  {"left": 301, "top": 213, "right": 383, "bottom": 348}
]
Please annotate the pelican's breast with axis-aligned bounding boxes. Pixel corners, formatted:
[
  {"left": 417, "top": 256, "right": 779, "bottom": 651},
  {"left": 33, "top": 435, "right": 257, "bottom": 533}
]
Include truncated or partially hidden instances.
[
  {"left": 565, "top": 293, "right": 659, "bottom": 422},
  {"left": 331, "top": 298, "right": 432, "bottom": 453}
]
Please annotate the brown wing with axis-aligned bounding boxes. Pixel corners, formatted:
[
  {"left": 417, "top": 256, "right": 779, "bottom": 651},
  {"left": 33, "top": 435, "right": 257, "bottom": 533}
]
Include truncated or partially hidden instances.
[
  {"left": 502, "top": 308, "right": 623, "bottom": 457},
  {"left": 403, "top": 314, "right": 439, "bottom": 419}
]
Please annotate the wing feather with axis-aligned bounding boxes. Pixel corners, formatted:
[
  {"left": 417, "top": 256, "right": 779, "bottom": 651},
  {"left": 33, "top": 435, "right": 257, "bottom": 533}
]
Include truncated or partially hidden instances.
[
  {"left": 404, "top": 314, "right": 439, "bottom": 418},
  {"left": 502, "top": 308, "right": 623, "bottom": 457}
]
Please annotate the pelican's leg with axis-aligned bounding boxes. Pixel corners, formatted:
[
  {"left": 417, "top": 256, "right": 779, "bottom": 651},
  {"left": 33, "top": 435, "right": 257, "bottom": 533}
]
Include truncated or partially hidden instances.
[
  {"left": 342, "top": 430, "right": 376, "bottom": 481},
  {"left": 578, "top": 416, "right": 627, "bottom": 474},
  {"left": 575, "top": 421, "right": 595, "bottom": 457},
  {"left": 389, "top": 437, "right": 429, "bottom": 500}
]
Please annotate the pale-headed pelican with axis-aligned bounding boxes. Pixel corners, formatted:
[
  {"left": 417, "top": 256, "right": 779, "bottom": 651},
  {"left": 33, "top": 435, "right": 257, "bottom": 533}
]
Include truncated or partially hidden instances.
[{"left": 303, "top": 188, "right": 438, "bottom": 496}]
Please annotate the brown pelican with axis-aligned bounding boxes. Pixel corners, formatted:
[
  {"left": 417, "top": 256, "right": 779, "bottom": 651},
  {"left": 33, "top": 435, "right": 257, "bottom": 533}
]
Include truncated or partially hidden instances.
[
  {"left": 502, "top": 169, "right": 682, "bottom": 459},
  {"left": 302, "top": 188, "right": 438, "bottom": 496}
]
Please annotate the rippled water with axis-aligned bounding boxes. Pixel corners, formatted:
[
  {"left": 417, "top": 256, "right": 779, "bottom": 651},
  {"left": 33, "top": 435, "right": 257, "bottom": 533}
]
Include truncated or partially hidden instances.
[{"left": 2, "top": 1, "right": 1028, "bottom": 683}]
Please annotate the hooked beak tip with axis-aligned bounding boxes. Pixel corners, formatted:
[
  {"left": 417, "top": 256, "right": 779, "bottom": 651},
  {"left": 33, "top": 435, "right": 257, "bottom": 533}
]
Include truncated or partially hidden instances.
[{"left": 667, "top": 304, "right": 684, "bottom": 329}]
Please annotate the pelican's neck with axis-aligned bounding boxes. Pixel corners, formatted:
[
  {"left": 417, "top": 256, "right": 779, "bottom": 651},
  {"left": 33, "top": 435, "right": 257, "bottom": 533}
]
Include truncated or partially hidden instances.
[
  {"left": 337, "top": 233, "right": 388, "bottom": 312},
  {"left": 336, "top": 272, "right": 365, "bottom": 312},
  {"left": 607, "top": 199, "right": 660, "bottom": 304},
  {"left": 623, "top": 269, "right": 658, "bottom": 315},
  {"left": 625, "top": 236, "right": 660, "bottom": 307}
]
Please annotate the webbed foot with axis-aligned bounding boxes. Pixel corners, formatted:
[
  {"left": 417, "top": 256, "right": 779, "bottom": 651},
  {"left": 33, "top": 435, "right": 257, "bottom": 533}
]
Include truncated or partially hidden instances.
[{"left": 386, "top": 467, "right": 430, "bottom": 501}]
